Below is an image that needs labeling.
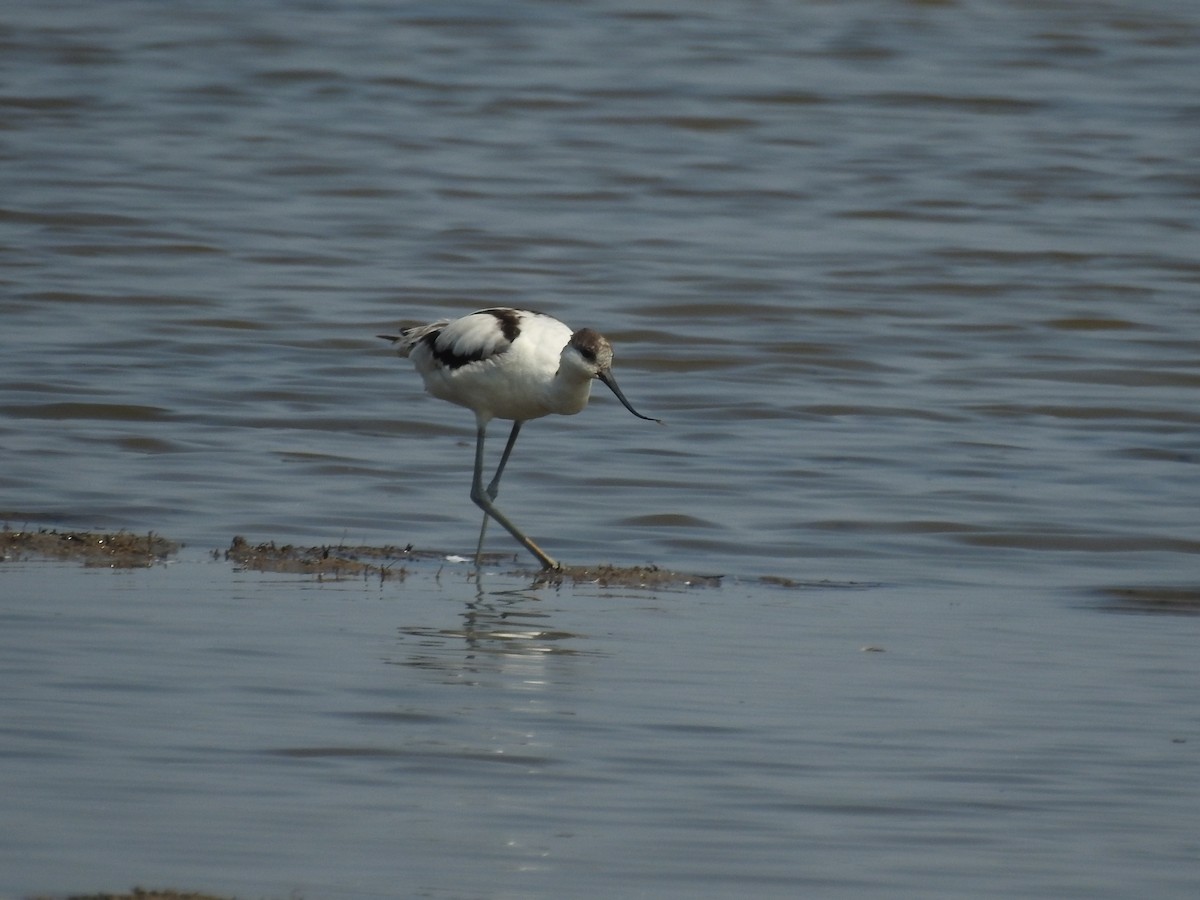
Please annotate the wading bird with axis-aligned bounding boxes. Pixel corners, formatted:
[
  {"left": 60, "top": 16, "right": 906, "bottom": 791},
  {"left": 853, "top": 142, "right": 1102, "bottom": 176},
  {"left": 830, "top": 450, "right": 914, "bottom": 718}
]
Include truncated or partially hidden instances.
[{"left": 379, "top": 308, "right": 660, "bottom": 570}]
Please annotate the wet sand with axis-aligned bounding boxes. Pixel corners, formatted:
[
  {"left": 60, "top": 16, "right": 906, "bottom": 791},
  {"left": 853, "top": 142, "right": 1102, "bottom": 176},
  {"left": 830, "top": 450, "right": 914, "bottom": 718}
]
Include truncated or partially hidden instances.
[
  {"left": 1, "top": 525, "right": 892, "bottom": 594},
  {"left": 1, "top": 527, "right": 178, "bottom": 568},
  {"left": 2, "top": 525, "right": 725, "bottom": 590},
  {"left": 224, "top": 534, "right": 725, "bottom": 589},
  {"left": 4, "top": 525, "right": 724, "bottom": 595}
]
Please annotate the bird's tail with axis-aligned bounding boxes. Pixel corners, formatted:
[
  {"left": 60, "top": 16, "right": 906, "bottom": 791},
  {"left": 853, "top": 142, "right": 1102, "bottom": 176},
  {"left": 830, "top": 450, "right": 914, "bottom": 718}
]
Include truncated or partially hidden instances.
[{"left": 377, "top": 320, "right": 448, "bottom": 358}]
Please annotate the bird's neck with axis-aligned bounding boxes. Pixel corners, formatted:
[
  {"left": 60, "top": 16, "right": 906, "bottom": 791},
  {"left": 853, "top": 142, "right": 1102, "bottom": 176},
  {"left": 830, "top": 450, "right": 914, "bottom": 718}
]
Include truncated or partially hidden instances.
[{"left": 543, "top": 366, "right": 593, "bottom": 416}]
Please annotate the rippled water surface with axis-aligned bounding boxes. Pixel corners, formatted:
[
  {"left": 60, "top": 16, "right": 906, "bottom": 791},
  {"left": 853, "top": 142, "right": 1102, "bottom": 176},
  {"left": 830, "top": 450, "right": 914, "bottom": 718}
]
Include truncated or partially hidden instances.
[{"left": 3, "top": 1, "right": 1199, "bottom": 897}]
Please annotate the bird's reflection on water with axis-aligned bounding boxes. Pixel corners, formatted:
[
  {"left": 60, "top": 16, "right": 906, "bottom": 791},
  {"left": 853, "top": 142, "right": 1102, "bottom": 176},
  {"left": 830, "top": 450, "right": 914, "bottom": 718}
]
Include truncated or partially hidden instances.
[{"left": 390, "top": 574, "right": 591, "bottom": 686}]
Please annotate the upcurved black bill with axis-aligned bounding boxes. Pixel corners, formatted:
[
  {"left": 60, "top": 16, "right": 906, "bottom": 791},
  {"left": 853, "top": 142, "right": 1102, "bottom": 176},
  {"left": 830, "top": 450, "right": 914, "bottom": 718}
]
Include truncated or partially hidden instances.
[{"left": 598, "top": 370, "right": 662, "bottom": 424}]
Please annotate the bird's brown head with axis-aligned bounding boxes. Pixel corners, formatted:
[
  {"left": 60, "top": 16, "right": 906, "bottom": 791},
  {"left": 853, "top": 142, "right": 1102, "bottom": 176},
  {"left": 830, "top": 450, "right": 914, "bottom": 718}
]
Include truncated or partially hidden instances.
[{"left": 568, "top": 328, "right": 661, "bottom": 424}]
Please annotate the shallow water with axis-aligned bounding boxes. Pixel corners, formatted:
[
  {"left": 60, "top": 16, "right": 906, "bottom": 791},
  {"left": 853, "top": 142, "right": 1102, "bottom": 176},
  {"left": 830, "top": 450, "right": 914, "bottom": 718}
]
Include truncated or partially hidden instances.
[
  {"left": 3, "top": 561, "right": 1198, "bottom": 899},
  {"left": 2, "top": 0, "right": 1200, "bottom": 897}
]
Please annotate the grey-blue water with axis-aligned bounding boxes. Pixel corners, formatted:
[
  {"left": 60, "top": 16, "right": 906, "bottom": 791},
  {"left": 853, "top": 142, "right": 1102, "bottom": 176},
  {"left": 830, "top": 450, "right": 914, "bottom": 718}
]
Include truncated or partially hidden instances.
[{"left": 2, "top": 1, "right": 1199, "bottom": 897}]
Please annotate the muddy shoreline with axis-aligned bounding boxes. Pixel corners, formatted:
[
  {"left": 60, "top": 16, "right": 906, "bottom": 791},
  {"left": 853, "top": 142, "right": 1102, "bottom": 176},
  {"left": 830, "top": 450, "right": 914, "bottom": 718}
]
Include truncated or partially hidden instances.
[{"left": 2, "top": 525, "right": 725, "bottom": 589}]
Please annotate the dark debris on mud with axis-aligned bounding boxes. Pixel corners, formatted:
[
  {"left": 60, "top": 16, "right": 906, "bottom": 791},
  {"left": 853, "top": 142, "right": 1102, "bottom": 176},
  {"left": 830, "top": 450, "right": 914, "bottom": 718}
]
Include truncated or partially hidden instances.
[
  {"left": 544, "top": 563, "right": 723, "bottom": 589},
  {"left": 1, "top": 525, "right": 178, "bottom": 567},
  {"left": 224, "top": 535, "right": 420, "bottom": 581},
  {"left": 2, "top": 524, "right": 836, "bottom": 592},
  {"left": 224, "top": 536, "right": 724, "bottom": 589}
]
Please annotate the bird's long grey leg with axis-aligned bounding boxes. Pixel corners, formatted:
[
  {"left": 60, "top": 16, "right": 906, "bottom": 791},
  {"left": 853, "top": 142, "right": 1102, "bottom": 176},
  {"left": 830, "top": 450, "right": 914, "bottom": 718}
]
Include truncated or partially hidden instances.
[
  {"left": 470, "top": 423, "right": 559, "bottom": 570},
  {"left": 489, "top": 420, "right": 523, "bottom": 499},
  {"left": 475, "top": 420, "right": 523, "bottom": 560}
]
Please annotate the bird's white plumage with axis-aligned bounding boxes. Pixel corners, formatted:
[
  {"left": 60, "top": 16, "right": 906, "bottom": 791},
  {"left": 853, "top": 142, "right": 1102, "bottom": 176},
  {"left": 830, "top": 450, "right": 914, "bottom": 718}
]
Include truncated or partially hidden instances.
[
  {"left": 404, "top": 310, "right": 581, "bottom": 424},
  {"left": 379, "top": 307, "right": 659, "bottom": 569}
]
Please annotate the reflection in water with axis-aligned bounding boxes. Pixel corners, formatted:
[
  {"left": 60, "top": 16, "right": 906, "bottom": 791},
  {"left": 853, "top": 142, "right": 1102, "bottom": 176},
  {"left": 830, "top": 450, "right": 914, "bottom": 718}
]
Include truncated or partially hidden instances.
[{"left": 391, "top": 577, "right": 586, "bottom": 687}]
